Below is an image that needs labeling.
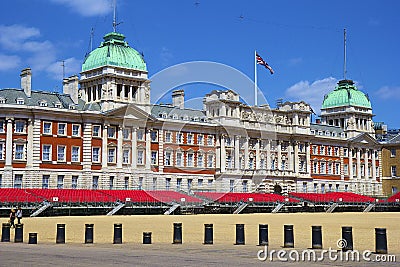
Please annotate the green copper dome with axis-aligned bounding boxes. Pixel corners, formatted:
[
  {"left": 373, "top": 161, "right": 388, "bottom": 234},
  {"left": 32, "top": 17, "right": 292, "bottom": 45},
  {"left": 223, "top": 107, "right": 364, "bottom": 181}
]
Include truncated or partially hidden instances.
[
  {"left": 82, "top": 32, "right": 147, "bottom": 72},
  {"left": 321, "top": 80, "right": 371, "bottom": 109}
]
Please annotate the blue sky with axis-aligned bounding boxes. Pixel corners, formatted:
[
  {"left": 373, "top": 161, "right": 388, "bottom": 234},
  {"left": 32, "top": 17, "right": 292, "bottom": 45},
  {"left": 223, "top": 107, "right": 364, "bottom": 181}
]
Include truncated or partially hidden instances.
[{"left": 1, "top": 0, "right": 399, "bottom": 127}]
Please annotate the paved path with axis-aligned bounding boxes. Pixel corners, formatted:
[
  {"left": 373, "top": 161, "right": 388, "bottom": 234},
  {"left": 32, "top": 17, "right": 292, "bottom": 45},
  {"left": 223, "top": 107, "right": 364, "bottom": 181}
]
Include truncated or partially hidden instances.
[{"left": 0, "top": 243, "right": 398, "bottom": 267}]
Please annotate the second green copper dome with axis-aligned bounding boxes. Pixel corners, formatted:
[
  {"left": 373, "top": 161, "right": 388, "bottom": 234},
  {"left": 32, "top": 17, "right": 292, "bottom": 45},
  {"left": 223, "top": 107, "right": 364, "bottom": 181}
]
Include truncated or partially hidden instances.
[
  {"left": 322, "top": 80, "right": 371, "bottom": 109},
  {"left": 82, "top": 32, "right": 147, "bottom": 72}
]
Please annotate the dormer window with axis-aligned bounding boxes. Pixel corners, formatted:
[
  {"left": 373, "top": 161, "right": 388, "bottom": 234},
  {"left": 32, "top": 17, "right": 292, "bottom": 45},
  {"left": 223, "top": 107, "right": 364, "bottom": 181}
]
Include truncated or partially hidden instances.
[
  {"left": 39, "top": 100, "right": 48, "bottom": 107},
  {"left": 0, "top": 97, "right": 6, "bottom": 104},
  {"left": 172, "top": 114, "right": 178, "bottom": 120},
  {"left": 54, "top": 102, "right": 62, "bottom": 108},
  {"left": 16, "top": 98, "right": 24, "bottom": 105},
  {"left": 69, "top": 104, "right": 76, "bottom": 110}
]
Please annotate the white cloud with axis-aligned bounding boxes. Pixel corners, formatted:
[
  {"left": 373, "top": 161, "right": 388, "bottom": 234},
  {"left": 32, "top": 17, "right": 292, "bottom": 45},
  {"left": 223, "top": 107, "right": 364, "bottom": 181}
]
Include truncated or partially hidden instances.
[
  {"left": 51, "top": 0, "right": 112, "bottom": 17},
  {"left": 288, "top": 57, "right": 302, "bottom": 66},
  {"left": 0, "top": 24, "right": 81, "bottom": 80},
  {"left": 285, "top": 77, "right": 338, "bottom": 114},
  {"left": 0, "top": 54, "right": 21, "bottom": 71},
  {"left": 46, "top": 57, "right": 82, "bottom": 80},
  {"left": 375, "top": 86, "right": 400, "bottom": 100},
  {"left": 0, "top": 25, "right": 40, "bottom": 50},
  {"left": 161, "top": 46, "right": 173, "bottom": 66}
]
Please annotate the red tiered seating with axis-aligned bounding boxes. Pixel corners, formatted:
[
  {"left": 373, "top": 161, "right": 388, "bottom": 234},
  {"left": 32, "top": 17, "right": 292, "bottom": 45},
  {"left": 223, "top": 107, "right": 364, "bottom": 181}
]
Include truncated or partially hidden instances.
[
  {"left": 100, "top": 190, "right": 160, "bottom": 203},
  {"left": 387, "top": 192, "right": 400, "bottom": 203},
  {"left": 0, "top": 188, "right": 41, "bottom": 203},
  {"left": 146, "top": 191, "right": 203, "bottom": 204},
  {"left": 290, "top": 192, "right": 376, "bottom": 203},
  {"left": 195, "top": 192, "right": 227, "bottom": 201},
  {"left": 195, "top": 192, "right": 298, "bottom": 203},
  {"left": 26, "top": 189, "right": 111, "bottom": 203}
]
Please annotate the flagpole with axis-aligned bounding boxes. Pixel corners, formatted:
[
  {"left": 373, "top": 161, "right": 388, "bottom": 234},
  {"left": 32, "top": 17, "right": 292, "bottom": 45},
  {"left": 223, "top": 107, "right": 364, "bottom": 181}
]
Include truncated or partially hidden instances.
[{"left": 254, "top": 50, "right": 258, "bottom": 106}]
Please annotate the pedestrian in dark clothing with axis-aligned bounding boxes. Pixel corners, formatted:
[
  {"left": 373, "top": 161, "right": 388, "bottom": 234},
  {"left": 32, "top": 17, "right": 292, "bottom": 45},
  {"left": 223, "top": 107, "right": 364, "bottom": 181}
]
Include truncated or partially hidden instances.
[
  {"left": 16, "top": 206, "right": 22, "bottom": 224},
  {"left": 9, "top": 209, "right": 16, "bottom": 228}
]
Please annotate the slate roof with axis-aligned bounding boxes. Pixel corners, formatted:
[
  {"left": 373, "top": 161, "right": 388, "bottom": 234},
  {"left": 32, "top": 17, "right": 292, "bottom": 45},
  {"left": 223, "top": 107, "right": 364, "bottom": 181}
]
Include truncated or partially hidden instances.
[
  {"left": 151, "top": 104, "right": 211, "bottom": 123},
  {"left": 0, "top": 88, "right": 76, "bottom": 109}
]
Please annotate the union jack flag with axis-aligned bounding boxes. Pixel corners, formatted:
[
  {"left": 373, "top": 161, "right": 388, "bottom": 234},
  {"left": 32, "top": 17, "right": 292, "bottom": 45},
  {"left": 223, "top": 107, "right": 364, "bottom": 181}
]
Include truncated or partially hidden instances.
[{"left": 256, "top": 53, "right": 274, "bottom": 74}]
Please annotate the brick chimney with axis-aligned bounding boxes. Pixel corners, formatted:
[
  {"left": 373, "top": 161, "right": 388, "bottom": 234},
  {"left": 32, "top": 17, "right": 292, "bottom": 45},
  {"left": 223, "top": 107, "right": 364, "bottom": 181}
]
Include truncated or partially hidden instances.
[
  {"left": 63, "top": 75, "right": 79, "bottom": 104},
  {"left": 20, "top": 68, "right": 32, "bottom": 97},
  {"left": 172, "top": 89, "right": 184, "bottom": 109}
]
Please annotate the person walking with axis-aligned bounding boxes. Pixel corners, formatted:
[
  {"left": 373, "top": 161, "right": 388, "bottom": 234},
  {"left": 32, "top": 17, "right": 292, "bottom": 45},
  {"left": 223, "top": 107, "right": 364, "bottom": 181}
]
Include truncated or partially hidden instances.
[
  {"left": 16, "top": 206, "right": 22, "bottom": 224},
  {"left": 9, "top": 208, "right": 16, "bottom": 228}
]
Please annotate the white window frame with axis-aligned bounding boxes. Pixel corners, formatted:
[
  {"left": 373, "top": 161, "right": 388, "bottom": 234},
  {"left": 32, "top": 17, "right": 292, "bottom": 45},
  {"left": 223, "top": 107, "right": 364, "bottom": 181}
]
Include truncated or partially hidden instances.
[
  {"left": 92, "top": 147, "right": 101, "bottom": 163},
  {"left": 58, "top": 123, "right": 66, "bottom": 136},
  {"left": 92, "top": 125, "right": 101, "bottom": 137},
  {"left": 0, "top": 143, "right": 4, "bottom": 160},
  {"left": 151, "top": 151, "right": 157, "bottom": 165},
  {"left": 108, "top": 147, "right": 116, "bottom": 163},
  {"left": 165, "top": 151, "right": 172, "bottom": 166},
  {"left": 14, "top": 174, "right": 23, "bottom": 188},
  {"left": 43, "top": 122, "right": 52, "bottom": 135},
  {"left": 187, "top": 133, "right": 194, "bottom": 145},
  {"left": 150, "top": 130, "right": 158, "bottom": 142},
  {"left": 165, "top": 132, "right": 172, "bottom": 143},
  {"left": 42, "top": 144, "right": 52, "bottom": 161},
  {"left": 123, "top": 128, "right": 130, "bottom": 140},
  {"left": 123, "top": 149, "right": 130, "bottom": 164},
  {"left": 197, "top": 134, "right": 204, "bottom": 145},
  {"left": 71, "top": 146, "right": 80, "bottom": 162},
  {"left": 72, "top": 124, "right": 81, "bottom": 137},
  {"left": 107, "top": 126, "right": 116, "bottom": 139},
  {"left": 137, "top": 150, "right": 144, "bottom": 165},
  {"left": 187, "top": 152, "right": 194, "bottom": 167},
  {"left": 207, "top": 154, "right": 214, "bottom": 168},
  {"left": 57, "top": 145, "right": 66, "bottom": 162},
  {"left": 15, "top": 120, "right": 26, "bottom": 133},
  {"left": 14, "top": 143, "right": 25, "bottom": 160},
  {"left": 16, "top": 98, "right": 24, "bottom": 105},
  {"left": 176, "top": 152, "right": 183, "bottom": 166},
  {"left": 207, "top": 135, "right": 214, "bottom": 146},
  {"left": 197, "top": 153, "right": 204, "bottom": 168},
  {"left": 137, "top": 129, "right": 144, "bottom": 141},
  {"left": 176, "top": 133, "right": 183, "bottom": 144},
  {"left": 71, "top": 176, "right": 78, "bottom": 189}
]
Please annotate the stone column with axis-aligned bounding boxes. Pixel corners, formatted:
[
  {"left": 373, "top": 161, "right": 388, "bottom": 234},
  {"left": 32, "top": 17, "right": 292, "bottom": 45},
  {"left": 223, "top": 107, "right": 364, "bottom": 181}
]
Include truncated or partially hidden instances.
[
  {"left": 288, "top": 142, "right": 293, "bottom": 172},
  {"left": 255, "top": 139, "right": 260, "bottom": 170},
  {"left": 349, "top": 147, "right": 353, "bottom": 179},
  {"left": 102, "top": 125, "right": 108, "bottom": 168},
  {"left": 244, "top": 138, "right": 249, "bottom": 170},
  {"left": 5, "top": 118, "right": 13, "bottom": 166},
  {"left": 26, "top": 119, "right": 33, "bottom": 168},
  {"left": 145, "top": 129, "right": 151, "bottom": 169},
  {"left": 131, "top": 128, "right": 137, "bottom": 169},
  {"left": 234, "top": 136, "right": 240, "bottom": 171},
  {"left": 158, "top": 129, "right": 164, "bottom": 172},
  {"left": 117, "top": 126, "right": 123, "bottom": 168},
  {"left": 294, "top": 141, "right": 299, "bottom": 175},
  {"left": 266, "top": 140, "right": 271, "bottom": 170},
  {"left": 364, "top": 149, "right": 369, "bottom": 179},
  {"left": 372, "top": 149, "right": 376, "bottom": 180},
  {"left": 220, "top": 135, "right": 226, "bottom": 173},
  {"left": 277, "top": 141, "right": 282, "bottom": 171},
  {"left": 216, "top": 134, "right": 221, "bottom": 171},
  {"left": 306, "top": 142, "right": 311, "bottom": 174},
  {"left": 356, "top": 148, "right": 361, "bottom": 179}
]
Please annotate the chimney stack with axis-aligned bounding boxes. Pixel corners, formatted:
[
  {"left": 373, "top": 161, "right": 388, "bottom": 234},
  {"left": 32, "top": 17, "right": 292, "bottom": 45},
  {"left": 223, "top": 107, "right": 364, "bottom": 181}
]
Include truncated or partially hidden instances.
[
  {"left": 63, "top": 75, "right": 79, "bottom": 104},
  {"left": 172, "top": 89, "right": 185, "bottom": 109},
  {"left": 20, "top": 68, "right": 32, "bottom": 97}
]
